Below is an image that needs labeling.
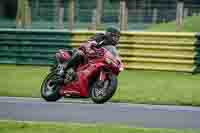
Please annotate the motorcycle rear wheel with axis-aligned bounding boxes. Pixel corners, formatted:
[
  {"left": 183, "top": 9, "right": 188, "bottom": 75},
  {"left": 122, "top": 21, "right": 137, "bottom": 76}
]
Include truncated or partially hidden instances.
[
  {"left": 90, "top": 73, "right": 118, "bottom": 104},
  {"left": 41, "top": 72, "right": 63, "bottom": 102}
]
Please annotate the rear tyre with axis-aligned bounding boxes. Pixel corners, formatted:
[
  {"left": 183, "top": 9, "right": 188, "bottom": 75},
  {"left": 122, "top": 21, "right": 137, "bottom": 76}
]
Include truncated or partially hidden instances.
[
  {"left": 41, "top": 72, "right": 63, "bottom": 102},
  {"left": 91, "top": 74, "right": 118, "bottom": 104}
]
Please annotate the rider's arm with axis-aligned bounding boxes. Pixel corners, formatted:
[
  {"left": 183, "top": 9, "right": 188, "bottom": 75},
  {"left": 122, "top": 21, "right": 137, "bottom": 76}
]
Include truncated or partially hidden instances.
[
  {"left": 103, "top": 45, "right": 124, "bottom": 71},
  {"left": 88, "top": 33, "right": 105, "bottom": 44},
  {"left": 103, "top": 45, "right": 119, "bottom": 57}
]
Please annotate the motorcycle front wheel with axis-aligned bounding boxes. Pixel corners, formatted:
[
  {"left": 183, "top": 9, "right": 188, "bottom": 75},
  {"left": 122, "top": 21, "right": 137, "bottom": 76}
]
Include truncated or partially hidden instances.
[
  {"left": 41, "top": 72, "right": 63, "bottom": 102},
  {"left": 90, "top": 73, "right": 118, "bottom": 104}
]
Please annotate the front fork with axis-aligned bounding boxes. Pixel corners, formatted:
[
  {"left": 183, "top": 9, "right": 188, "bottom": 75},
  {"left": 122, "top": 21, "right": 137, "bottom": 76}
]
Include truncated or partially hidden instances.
[
  {"left": 97, "top": 70, "right": 107, "bottom": 87},
  {"left": 99, "top": 71, "right": 106, "bottom": 81}
]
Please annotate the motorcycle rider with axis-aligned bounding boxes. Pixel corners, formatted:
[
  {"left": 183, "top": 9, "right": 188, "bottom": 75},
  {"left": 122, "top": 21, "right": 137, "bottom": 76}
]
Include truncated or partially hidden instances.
[{"left": 61, "top": 26, "right": 121, "bottom": 83}]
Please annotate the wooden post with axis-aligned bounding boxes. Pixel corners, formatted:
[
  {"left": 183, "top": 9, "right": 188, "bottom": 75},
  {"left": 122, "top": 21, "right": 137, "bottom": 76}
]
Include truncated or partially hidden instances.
[
  {"left": 120, "top": 0, "right": 128, "bottom": 31},
  {"left": 176, "top": 0, "right": 184, "bottom": 32},
  {"left": 54, "top": 0, "right": 59, "bottom": 28},
  {"left": 68, "top": 0, "right": 75, "bottom": 31},
  {"left": 24, "top": 0, "right": 32, "bottom": 28},
  {"left": 152, "top": 8, "right": 158, "bottom": 24},
  {"left": 184, "top": 8, "right": 188, "bottom": 18},
  {"left": 96, "top": 0, "right": 103, "bottom": 30},
  {"left": 91, "top": 9, "right": 97, "bottom": 30},
  {"left": 58, "top": 0, "right": 64, "bottom": 29},
  {"left": 16, "top": 0, "right": 24, "bottom": 28},
  {"left": 16, "top": 0, "right": 31, "bottom": 28},
  {"left": 58, "top": 7, "right": 64, "bottom": 29}
]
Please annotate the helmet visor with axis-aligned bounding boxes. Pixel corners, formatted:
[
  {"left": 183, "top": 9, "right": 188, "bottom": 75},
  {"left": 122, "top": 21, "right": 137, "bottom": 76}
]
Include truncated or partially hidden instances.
[{"left": 111, "top": 33, "right": 120, "bottom": 44}]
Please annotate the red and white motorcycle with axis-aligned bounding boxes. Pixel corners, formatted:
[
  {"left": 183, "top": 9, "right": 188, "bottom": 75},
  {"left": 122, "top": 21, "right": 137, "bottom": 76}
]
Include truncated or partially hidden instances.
[{"left": 41, "top": 42, "right": 124, "bottom": 104}]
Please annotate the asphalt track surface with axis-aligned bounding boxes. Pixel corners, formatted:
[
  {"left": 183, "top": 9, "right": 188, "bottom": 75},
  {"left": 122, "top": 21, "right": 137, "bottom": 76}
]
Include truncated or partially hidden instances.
[{"left": 0, "top": 97, "right": 199, "bottom": 129}]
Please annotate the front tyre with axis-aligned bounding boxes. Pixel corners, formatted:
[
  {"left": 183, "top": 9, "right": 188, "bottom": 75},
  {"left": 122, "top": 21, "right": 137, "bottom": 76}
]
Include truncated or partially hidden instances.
[
  {"left": 41, "top": 72, "right": 63, "bottom": 102},
  {"left": 91, "top": 74, "right": 118, "bottom": 104}
]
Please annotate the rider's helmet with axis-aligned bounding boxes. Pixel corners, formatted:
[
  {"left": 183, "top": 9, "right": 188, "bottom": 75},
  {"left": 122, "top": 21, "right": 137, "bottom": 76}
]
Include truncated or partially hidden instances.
[{"left": 105, "top": 26, "right": 120, "bottom": 46}]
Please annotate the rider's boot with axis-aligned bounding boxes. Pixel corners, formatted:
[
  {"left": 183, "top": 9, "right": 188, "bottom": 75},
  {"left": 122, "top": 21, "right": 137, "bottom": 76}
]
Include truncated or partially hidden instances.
[
  {"left": 63, "top": 49, "right": 82, "bottom": 70},
  {"left": 63, "top": 50, "right": 82, "bottom": 84}
]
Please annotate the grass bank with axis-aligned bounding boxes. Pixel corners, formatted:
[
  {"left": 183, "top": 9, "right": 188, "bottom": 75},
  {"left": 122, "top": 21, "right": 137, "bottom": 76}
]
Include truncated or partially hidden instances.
[
  {"left": 0, "top": 65, "right": 199, "bottom": 106},
  {"left": 0, "top": 120, "right": 198, "bottom": 133},
  {"left": 147, "top": 15, "right": 200, "bottom": 32}
]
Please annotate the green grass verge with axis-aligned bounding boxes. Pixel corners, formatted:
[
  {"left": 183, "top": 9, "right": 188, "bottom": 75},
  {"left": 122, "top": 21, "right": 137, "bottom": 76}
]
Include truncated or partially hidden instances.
[
  {"left": 0, "top": 120, "right": 198, "bottom": 133},
  {"left": 0, "top": 64, "right": 199, "bottom": 106},
  {"left": 147, "top": 15, "right": 200, "bottom": 32}
]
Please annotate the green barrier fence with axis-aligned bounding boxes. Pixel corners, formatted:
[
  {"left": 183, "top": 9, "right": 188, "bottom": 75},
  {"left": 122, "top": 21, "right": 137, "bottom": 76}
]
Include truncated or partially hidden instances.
[
  {"left": 0, "top": 29, "right": 199, "bottom": 73},
  {"left": 0, "top": 29, "right": 74, "bottom": 65}
]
